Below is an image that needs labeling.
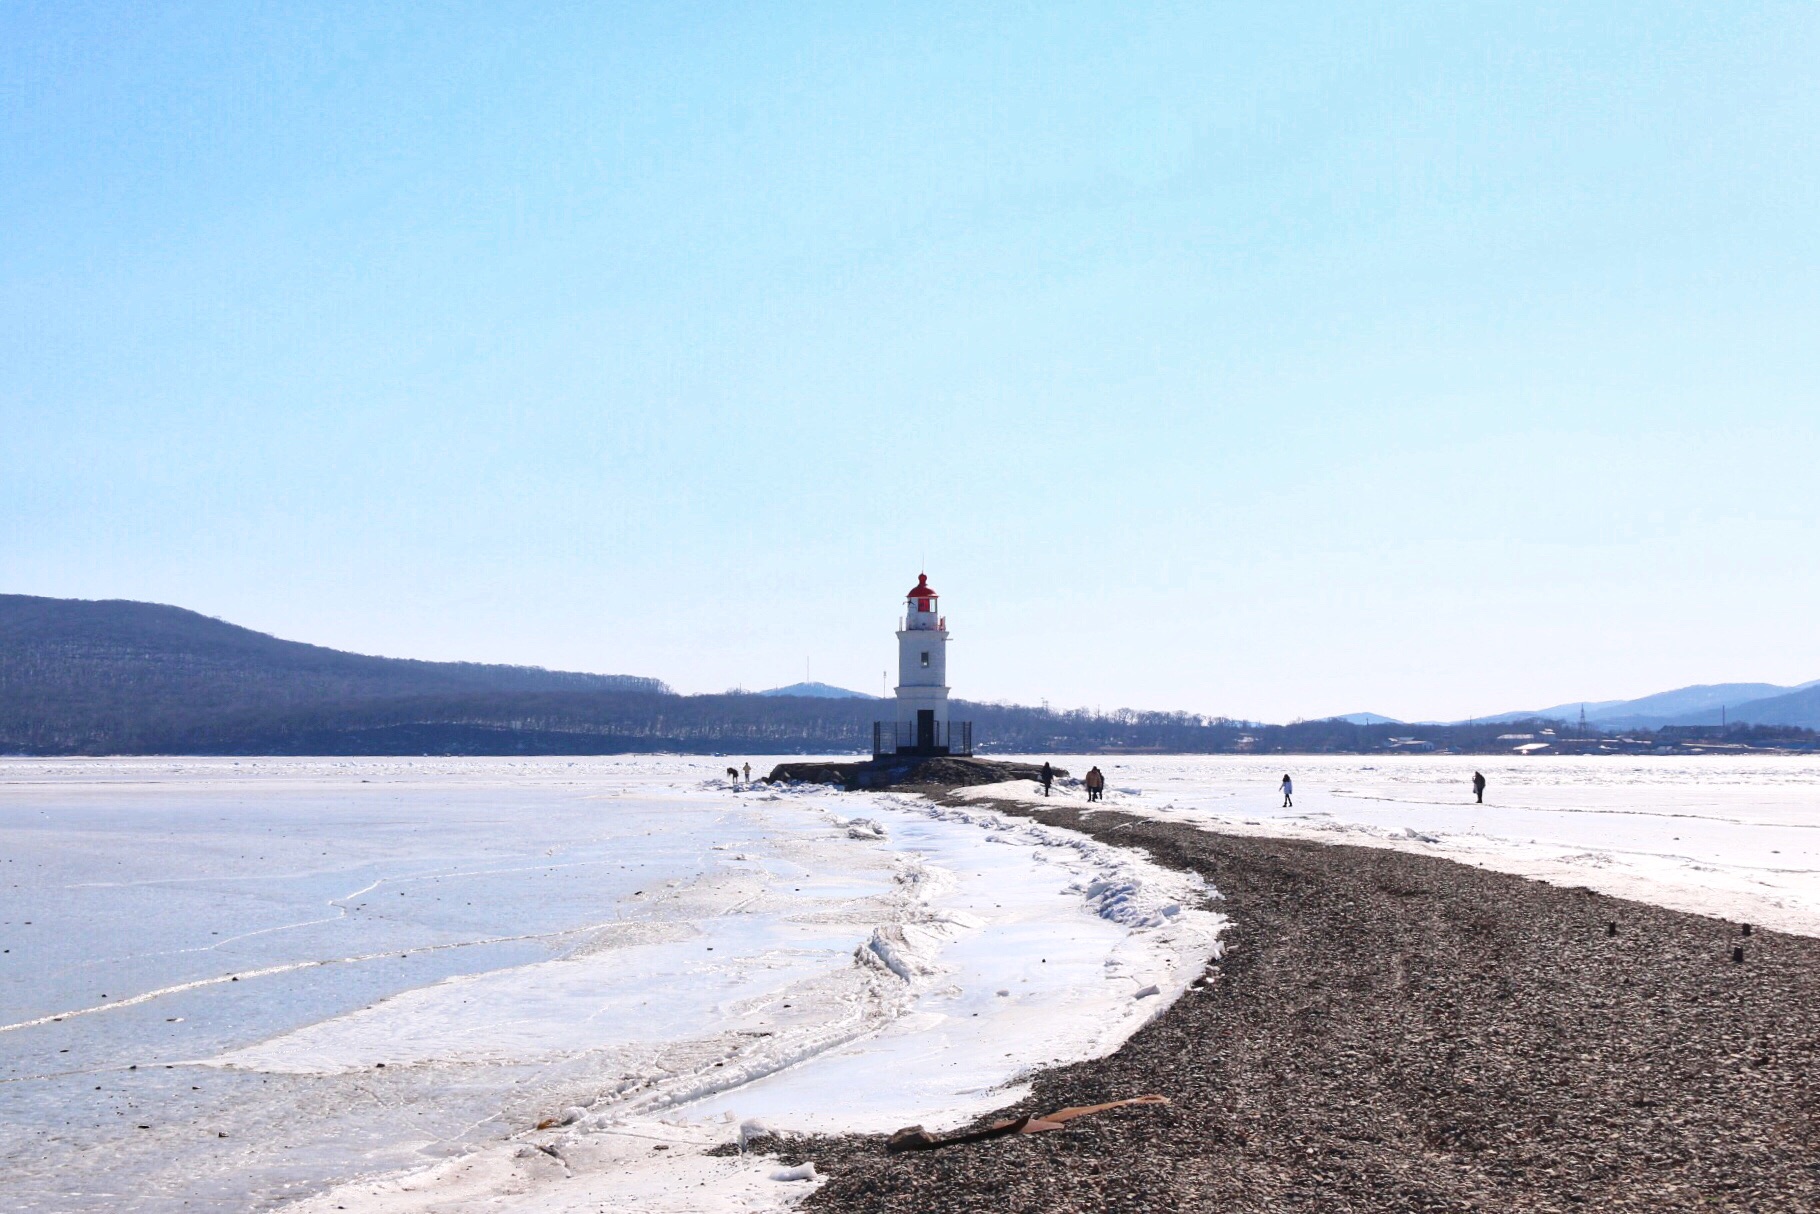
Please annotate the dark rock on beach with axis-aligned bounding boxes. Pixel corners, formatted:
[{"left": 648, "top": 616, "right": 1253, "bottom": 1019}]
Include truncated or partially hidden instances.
[
  {"left": 785, "top": 796, "right": 1820, "bottom": 1213},
  {"left": 766, "top": 756, "right": 1064, "bottom": 791}
]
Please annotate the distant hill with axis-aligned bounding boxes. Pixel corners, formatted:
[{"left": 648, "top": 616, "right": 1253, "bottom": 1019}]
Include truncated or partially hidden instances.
[
  {"left": 0, "top": 597, "right": 1262, "bottom": 754},
  {"left": 1474, "top": 680, "right": 1820, "bottom": 730},
  {"left": 1329, "top": 712, "right": 1401, "bottom": 726},
  {"left": 6, "top": 593, "right": 1815, "bottom": 754},
  {"left": 758, "top": 682, "right": 877, "bottom": 699},
  {"left": 0, "top": 594, "right": 665, "bottom": 752},
  {"left": 1698, "top": 683, "right": 1820, "bottom": 730},
  {"left": 1476, "top": 700, "right": 1627, "bottom": 725}
]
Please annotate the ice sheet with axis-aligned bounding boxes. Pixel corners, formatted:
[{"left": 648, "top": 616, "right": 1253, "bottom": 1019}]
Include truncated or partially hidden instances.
[
  {"left": 960, "top": 754, "right": 1820, "bottom": 935},
  {"left": 0, "top": 758, "right": 1221, "bottom": 1214}
]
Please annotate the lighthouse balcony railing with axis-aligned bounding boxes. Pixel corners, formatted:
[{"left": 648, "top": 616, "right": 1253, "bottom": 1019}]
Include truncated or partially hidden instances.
[{"left": 872, "top": 720, "right": 972, "bottom": 758}]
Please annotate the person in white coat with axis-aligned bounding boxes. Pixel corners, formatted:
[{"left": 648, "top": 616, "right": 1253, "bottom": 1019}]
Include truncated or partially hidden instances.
[{"left": 1280, "top": 773, "right": 1293, "bottom": 808}]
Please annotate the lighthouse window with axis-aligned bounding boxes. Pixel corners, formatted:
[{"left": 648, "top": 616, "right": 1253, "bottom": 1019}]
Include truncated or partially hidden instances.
[{"left": 920, "top": 651, "right": 930, "bottom": 667}]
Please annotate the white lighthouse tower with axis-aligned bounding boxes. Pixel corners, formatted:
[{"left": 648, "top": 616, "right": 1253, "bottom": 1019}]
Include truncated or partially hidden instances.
[{"left": 876, "top": 574, "right": 969, "bottom": 756}]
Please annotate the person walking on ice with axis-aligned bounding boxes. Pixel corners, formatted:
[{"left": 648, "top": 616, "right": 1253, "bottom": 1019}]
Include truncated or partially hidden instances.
[
  {"left": 1040, "top": 761, "right": 1054, "bottom": 797},
  {"left": 742, "top": 762, "right": 751, "bottom": 782},
  {"left": 1280, "top": 773, "right": 1293, "bottom": 808},
  {"left": 1472, "top": 770, "right": 1486, "bottom": 804}
]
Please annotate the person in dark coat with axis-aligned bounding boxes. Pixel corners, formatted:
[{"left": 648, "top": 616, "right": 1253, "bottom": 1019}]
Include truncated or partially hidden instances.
[
  {"left": 1472, "top": 771, "right": 1486, "bottom": 804},
  {"left": 1040, "top": 761, "right": 1054, "bottom": 797}
]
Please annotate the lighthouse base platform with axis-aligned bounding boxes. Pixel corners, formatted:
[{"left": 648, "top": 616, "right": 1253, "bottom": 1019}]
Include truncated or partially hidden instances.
[{"left": 764, "top": 755, "right": 1067, "bottom": 792}]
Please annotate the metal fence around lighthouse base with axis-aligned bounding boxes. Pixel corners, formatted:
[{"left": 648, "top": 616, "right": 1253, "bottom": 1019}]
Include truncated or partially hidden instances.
[{"left": 872, "top": 720, "right": 972, "bottom": 758}]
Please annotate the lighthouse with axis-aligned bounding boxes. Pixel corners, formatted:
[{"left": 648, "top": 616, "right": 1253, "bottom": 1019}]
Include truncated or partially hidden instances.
[{"left": 874, "top": 574, "right": 971, "bottom": 757}]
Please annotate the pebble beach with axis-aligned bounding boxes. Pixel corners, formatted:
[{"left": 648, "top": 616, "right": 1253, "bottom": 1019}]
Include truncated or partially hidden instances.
[{"left": 788, "top": 792, "right": 1820, "bottom": 1213}]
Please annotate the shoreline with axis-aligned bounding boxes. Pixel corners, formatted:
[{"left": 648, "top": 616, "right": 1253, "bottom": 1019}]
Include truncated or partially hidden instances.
[
  {"left": 255, "top": 768, "right": 1219, "bottom": 1214},
  {"left": 783, "top": 789, "right": 1820, "bottom": 1212}
]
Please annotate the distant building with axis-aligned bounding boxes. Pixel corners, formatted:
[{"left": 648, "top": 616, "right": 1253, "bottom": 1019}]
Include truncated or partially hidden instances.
[{"left": 873, "top": 574, "right": 972, "bottom": 757}]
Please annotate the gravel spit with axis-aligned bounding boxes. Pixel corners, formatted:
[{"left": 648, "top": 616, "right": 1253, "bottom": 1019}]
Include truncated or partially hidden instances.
[{"left": 776, "top": 793, "right": 1820, "bottom": 1213}]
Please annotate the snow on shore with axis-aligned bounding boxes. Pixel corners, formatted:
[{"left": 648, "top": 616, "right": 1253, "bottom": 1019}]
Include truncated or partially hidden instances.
[
  {"left": 17, "top": 753, "right": 1808, "bottom": 1211},
  {"left": 0, "top": 758, "right": 1221, "bottom": 1214},
  {"left": 960, "top": 754, "right": 1820, "bottom": 936}
]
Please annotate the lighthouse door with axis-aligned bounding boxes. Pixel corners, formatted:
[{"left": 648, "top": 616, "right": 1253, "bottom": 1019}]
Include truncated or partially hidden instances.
[{"left": 916, "top": 710, "right": 935, "bottom": 752}]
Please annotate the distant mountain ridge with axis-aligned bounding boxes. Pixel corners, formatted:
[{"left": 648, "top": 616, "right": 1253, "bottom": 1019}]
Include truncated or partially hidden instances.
[
  {"left": 757, "top": 682, "right": 876, "bottom": 699},
  {"left": 0, "top": 594, "right": 1280, "bottom": 755},
  {"left": 1471, "top": 679, "right": 1820, "bottom": 730},
  {"left": 1707, "top": 683, "right": 1820, "bottom": 730},
  {"left": 0, "top": 593, "right": 665, "bottom": 751},
  {"left": 8, "top": 592, "right": 1819, "bottom": 753}
]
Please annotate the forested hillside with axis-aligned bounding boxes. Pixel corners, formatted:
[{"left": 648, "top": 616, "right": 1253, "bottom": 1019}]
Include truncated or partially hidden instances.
[
  {"left": 0, "top": 595, "right": 665, "bottom": 752},
  {"left": 4, "top": 595, "right": 1289, "bottom": 754},
  {"left": 6, "top": 595, "right": 1816, "bottom": 755}
]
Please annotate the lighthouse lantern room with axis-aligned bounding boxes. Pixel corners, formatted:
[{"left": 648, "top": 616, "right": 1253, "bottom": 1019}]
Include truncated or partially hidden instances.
[{"left": 874, "top": 574, "right": 972, "bottom": 757}]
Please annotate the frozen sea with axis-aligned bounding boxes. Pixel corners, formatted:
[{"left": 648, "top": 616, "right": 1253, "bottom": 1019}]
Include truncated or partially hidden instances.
[
  {"left": 6, "top": 754, "right": 1814, "bottom": 1213},
  {"left": 966, "top": 754, "right": 1820, "bottom": 935},
  {"left": 0, "top": 758, "right": 1218, "bottom": 1213}
]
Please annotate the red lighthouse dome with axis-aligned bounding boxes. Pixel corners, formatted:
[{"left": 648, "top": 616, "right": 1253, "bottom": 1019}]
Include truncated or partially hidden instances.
[{"left": 905, "top": 573, "right": 937, "bottom": 611}]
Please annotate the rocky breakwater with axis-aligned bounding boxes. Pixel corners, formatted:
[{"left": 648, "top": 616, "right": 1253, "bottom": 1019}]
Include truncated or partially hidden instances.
[{"left": 766, "top": 756, "right": 1066, "bottom": 791}]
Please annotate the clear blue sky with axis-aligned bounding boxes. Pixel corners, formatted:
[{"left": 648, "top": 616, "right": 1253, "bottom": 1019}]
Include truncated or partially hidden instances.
[{"left": 4, "top": 3, "right": 1818, "bottom": 723}]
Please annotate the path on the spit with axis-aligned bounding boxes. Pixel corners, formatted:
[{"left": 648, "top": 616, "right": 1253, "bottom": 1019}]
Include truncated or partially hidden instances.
[{"left": 788, "top": 793, "right": 1820, "bottom": 1213}]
